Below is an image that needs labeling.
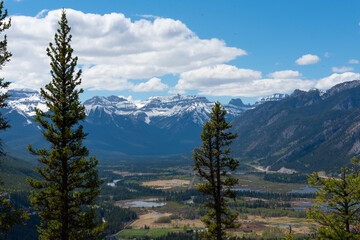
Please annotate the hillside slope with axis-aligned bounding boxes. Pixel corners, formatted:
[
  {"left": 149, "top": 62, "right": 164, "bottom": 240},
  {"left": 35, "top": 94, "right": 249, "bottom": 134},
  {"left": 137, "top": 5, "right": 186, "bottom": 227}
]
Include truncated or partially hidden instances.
[{"left": 231, "top": 80, "right": 360, "bottom": 172}]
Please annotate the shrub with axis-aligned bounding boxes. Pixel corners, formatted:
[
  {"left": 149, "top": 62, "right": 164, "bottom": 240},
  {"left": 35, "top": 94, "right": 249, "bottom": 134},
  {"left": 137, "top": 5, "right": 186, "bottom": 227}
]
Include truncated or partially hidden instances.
[{"left": 154, "top": 216, "right": 171, "bottom": 224}]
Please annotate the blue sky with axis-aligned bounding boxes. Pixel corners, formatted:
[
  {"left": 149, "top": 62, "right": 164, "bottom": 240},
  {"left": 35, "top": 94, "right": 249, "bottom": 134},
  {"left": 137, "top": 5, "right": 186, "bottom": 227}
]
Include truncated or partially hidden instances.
[{"left": 4, "top": 0, "right": 360, "bottom": 104}]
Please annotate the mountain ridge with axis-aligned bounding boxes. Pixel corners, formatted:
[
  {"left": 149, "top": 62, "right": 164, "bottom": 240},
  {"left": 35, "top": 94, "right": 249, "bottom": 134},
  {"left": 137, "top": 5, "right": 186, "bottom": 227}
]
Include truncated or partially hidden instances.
[
  {"left": 231, "top": 80, "right": 360, "bottom": 173},
  {"left": 1, "top": 90, "right": 262, "bottom": 160}
]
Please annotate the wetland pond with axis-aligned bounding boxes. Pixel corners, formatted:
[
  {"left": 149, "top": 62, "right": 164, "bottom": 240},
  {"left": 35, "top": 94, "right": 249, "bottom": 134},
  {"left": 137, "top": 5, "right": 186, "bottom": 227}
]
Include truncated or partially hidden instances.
[{"left": 124, "top": 198, "right": 167, "bottom": 208}]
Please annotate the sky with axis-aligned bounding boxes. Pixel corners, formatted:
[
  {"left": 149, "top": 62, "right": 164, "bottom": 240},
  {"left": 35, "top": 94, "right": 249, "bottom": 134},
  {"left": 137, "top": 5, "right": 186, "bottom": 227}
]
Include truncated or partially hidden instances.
[{"left": 3, "top": 0, "right": 360, "bottom": 104}]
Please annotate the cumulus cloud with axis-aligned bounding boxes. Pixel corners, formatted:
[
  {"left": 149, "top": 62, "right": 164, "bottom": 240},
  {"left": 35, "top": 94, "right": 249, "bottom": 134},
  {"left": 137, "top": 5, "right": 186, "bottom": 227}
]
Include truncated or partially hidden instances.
[
  {"left": 174, "top": 64, "right": 314, "bottom": 97},
  {"left": 332, "top": 66, "right": 354, "bottom": 73},
  {"left": 295, "top": 54, "right": 320, "bottom": 65},
  {"left": 132, "top": 77, "right": 168, "bottom": 92},
  {"left": 175, "top": 64, "right": 261, "bottom": 89},
  {"left": 268, "top": 70, "right": 301, "bottom": 79},
  {"left": 195, "top": 78, "right": 314, "bottom": 97},
  {"left": 4, "top": 9, "right": 246, "bottom": 91},
  {"left": 349, "top": 59, "right": 359, "bottom": 64},
  {"left": 315, "top": 72, "right": 360, "bottom": 89}
]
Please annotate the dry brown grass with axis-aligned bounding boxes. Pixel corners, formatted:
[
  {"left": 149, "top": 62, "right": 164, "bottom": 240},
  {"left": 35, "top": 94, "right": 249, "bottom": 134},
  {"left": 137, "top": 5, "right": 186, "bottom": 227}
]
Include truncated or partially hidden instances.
[
  {"left": 141, "top": 179, "right": 190, "bottom": 189},
  {"left": 245, "top": 215, "right": 311, "bottom": 234},
  {"left": 130, "top": 211, "right": 204, "bottom": 229}
]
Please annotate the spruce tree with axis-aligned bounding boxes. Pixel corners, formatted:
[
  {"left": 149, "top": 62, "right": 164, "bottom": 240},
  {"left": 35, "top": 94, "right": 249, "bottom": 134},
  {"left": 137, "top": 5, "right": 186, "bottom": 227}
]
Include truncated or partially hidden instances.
[
  {"left": 27, "top": 10, "right": 104, "bottom": 240},
  {"left": 307, "top": 157, "right": 360, "bottom": 239},
  {"left": 0, "top": 0, "right": 11, "bottom": 156},
  {"left": 0, "top": 1, "right": 28, "bottom": 238},
  {"left": 193, "top": 102, "right": 239, "bottom": 240}
]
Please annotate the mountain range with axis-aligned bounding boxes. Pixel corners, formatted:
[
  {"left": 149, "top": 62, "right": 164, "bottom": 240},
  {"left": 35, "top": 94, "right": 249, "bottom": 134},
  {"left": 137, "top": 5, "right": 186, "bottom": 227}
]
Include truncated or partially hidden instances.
[
  {"left": 2, "top": 90, "right": 282, "bottom": 161},
  {"left": 4, "top": 81, "right": 360, "bottom": 172}
]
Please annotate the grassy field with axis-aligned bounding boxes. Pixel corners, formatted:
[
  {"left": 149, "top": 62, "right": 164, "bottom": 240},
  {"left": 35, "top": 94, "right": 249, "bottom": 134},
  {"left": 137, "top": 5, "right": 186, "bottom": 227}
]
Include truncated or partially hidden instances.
[
  {"left": 148, "top": 228, "right": 184, "bottom": 237},
  {"left": 117, "top": 228, "right": 189, "bottom": 239},
  {"left": 234, "top": 173, "right": 309, "bottom": 193},
  {"left": 141, "top": 179, "right": 190, "bottom": 189},
  {"left": 117, "top": 229, "right": 148, "bottom": 238}
]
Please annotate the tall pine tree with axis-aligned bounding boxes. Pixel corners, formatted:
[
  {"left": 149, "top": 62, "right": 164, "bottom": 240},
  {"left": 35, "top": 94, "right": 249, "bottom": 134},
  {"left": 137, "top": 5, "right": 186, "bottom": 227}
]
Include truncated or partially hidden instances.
[
  {"left": 0, "top": 1, "right": 28, "bottom": 238},
  {"left": 27, "top": 10, "right": 104, "bottom": 240},
  {"left": 193, "top": 102, "right": 239, "bottom": 240}
]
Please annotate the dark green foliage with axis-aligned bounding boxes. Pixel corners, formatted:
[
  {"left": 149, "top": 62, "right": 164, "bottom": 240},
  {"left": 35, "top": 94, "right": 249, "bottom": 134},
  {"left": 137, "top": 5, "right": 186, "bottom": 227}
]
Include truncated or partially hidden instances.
[
  {"left": 154, "top": 216, "right": 172, "bottom": 223},
  {"left": 100, "top": 182, "right": 163, "bottom": 201},
  {"left": 0, "top": 0, "right": 10, "bottom": 142},
  {"left": 27, "top": 10, "right": 104, "bottom": 240},
  {"left": 6, "top": 214, "right": 40, "bottom": 240},
  {"left": 0, "top": 195, "right": 29, "bottom": 239},
  {"left": 95, "top": 203, "right": 137, "bottom": 235},
  {"left": 307, "top": 157, "right": 360, "bottom": 239},
  {"left": 193, "top": 102, "right": 239, "bottom": 240},
  {"left": 146, "top": 231, "right": 200, "bottom": 240},
  {"left": 164, "top": 189, "right": 200, "bottom": 202},
  {"left": 0, "top": 1, "right": 29, "bottom": 238},
  {"left": 234, "top": 190, "right": 314, "bottom": 200},
  {"left": 230, "top": 199, "right": 291, "bottom": 210},
  {"left": 0, "top": 155, "right": 38, "bottom": 191},
  {"left": 263, "top": 173, "right": 308, "bottom": 184}
]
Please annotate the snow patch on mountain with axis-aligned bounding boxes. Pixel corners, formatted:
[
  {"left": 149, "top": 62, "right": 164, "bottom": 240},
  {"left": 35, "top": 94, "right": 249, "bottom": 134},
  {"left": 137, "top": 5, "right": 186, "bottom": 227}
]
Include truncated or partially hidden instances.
[
  {"left": 255, "top": 93, "right": 289, "bottom": 105},
  {"left": 5, "top": 89, "right": 253, "bottom": 127},
  {"left": 7, "top": 89, "right": 47, "bottom": 117}
]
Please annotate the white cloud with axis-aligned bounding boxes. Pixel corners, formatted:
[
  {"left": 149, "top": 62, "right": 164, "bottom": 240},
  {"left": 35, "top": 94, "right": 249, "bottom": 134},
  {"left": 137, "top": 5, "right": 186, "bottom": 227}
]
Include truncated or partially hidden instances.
[
  {"left": 332, "top": 66, "right": 354, "bottom": 73},
  {"left": 35, "top": 9, "right": 49, "bottom": 19},
  {"left": 4, "top": 9, "right": 246, "bottom": 91},
  {"left": 295, "top": 54, "right": 320, "bottom": 65},
  {"left": 174, "top": 64, "right": 314, "bottom": 97},
  {"left": 349, "top": 59, "right": 359, "bottom": 64},
  {"left": 268, "top": 70, "right": 301, "bottom": 79},
  {"left": 315, "top": 72, "right": 360, "bottom": 89},
  {"left": 132, "top": 77, "right": 168, "bottom": 92},
  {"left": 194, "top": 78, "right": 314, "bottom": 97},
  {"left": 175, "top": 64, "right": 261, "bottom": 90},
  {"left": 137, "top": 14, "right": 159, "bottom": 19}
]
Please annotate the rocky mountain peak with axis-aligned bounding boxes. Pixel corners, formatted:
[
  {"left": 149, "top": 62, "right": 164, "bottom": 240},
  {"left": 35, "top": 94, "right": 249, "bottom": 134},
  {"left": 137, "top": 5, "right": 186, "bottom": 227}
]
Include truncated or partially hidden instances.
[
  {"left": 229, "top": 98, "right": 246, "bottom": 107},
  {"left": 83, "top": 95, "right": 128, "bottom": 106},
  {"left": 323, "top": 80, "right": 360, "bottom": 99}
]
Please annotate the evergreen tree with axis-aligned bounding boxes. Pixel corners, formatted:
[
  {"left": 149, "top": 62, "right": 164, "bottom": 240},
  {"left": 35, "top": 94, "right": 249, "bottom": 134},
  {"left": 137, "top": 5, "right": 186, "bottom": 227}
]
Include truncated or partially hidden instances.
[
  {"left": 27, "top": 10, "right": 104, "bottom": 240},
  {"left": 0, "top": 0, "right": 11, "bottom": 159},
  {"left": 0, "top": 1, "right": 28, "bottom": 238},
  {"left": 307, "top": 157, "right": 360, "bottom": 239},
  {"left": 193, "top": 102, "right": 240, "bottom": 240}
]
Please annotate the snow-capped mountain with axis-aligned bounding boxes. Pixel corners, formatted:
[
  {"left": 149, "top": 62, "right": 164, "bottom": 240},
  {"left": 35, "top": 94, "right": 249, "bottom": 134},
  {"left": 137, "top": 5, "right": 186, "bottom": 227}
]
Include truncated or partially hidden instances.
[
  {"left": 0, "top": 89, "right": 277, "bottom": 160},
  {"left": 83, "top": 94, "right": 250, "bottom": 128},
  {"left": 255, "top": 93, "right": 289, "bottom": 105},
  {"left": 6, "top": 89, "right": 47, "bottom": 125},
  {"left": 7, "top": 89, "right": 250, "bottom": 127}
]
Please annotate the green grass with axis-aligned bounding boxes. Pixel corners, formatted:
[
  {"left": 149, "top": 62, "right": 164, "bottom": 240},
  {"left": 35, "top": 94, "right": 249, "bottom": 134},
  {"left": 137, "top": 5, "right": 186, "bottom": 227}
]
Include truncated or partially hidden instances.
[
  {"left": 116, "top": 228, "right": 186, "bottom": 239},
  {"left": 148, "top": 228, "right": 182, "bottom": 237},
  {"left": 116, "top": 229, "right": 148, "bottom": 238}
]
